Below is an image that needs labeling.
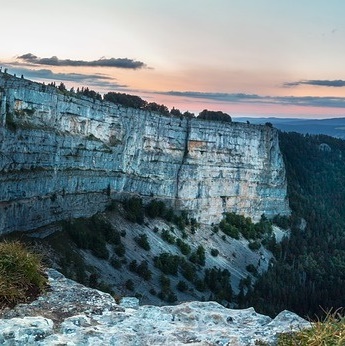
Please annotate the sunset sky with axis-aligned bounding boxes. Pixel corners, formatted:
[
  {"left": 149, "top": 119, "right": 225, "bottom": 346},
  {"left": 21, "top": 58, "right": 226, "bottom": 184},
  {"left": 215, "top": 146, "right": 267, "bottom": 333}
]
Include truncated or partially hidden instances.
[{"left": 1, "top": 0, "right": 345, "bottom": 118}]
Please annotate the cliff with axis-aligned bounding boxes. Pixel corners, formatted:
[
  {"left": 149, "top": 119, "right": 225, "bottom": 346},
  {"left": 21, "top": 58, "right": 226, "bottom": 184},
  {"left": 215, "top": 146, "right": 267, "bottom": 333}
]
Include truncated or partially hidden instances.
[
  {"left": 0, "top": 269, "right": 310, "bottom": 345},
  {"left": 0, "top": 72, "right": 290, "bottom": 234}
]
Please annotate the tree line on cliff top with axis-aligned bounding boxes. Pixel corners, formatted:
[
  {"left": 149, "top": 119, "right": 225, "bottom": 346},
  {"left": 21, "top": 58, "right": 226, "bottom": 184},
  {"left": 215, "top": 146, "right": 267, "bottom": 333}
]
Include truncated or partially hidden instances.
[{"left": 53, "top": 82, "right": 231, "bottom": 122}]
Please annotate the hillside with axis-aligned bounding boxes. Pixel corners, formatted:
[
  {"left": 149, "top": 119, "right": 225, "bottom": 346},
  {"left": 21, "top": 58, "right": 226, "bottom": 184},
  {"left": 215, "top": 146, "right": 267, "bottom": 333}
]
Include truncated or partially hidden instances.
[
  {"left": 6, "top": 198, "right": 282, "bottom": 308},
  {"left": 243, "top": 131, "right": 345, "bottom": 318}
]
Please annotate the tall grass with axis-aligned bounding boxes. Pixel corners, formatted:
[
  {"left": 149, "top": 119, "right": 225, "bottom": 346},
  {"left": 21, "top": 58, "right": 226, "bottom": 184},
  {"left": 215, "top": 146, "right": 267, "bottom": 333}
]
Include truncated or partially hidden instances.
[
  {"left": 277, "top": 308, "right": 345, "bottom": 345},
  {"left": 0, "top": 241, "right": 47, "bottom": 309}
]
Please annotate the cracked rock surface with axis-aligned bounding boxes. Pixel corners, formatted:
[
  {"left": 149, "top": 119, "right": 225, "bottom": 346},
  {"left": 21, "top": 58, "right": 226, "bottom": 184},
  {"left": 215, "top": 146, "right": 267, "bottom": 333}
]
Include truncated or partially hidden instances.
[{"left": 0, "top": 269, "right": 310, "bottom": 345}]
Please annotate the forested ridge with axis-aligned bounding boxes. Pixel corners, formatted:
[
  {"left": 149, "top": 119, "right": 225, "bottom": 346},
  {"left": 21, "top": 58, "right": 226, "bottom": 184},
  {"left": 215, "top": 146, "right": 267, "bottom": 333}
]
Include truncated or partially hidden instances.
[{"left": 244, "top": 131, "right": 345, "bottom": 318}]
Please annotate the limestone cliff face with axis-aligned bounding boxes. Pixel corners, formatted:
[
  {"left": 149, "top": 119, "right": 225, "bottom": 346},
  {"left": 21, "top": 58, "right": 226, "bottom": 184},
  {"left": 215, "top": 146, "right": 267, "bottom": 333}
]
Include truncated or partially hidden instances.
[{"left": 0, "top": 73, "right": 289, "bottom": 234}]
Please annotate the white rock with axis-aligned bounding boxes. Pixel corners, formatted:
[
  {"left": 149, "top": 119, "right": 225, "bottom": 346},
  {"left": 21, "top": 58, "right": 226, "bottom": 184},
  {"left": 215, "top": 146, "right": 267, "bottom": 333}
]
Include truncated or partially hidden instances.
[{"left": 0, "top": 269, "right": 311, "bottom": 345}]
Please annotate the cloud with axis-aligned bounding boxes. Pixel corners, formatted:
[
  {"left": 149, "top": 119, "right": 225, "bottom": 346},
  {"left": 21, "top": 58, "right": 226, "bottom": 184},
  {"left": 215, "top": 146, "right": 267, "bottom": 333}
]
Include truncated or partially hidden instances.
[
  {"left": 17, "top": 53, "right": 146, "bottom": 69},
  {"left": 2, "top": 66, "right": 127, "bottom": 90},
  {"left": 158, "top": 91, "right": 345, "bottom": 109},
  {"left": 284, "top": 79, "right": 345, "bottom": 87}
]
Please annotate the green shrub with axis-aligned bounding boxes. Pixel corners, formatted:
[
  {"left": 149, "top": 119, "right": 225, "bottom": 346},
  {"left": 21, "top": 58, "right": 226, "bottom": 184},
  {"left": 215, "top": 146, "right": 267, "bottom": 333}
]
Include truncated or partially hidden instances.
[
  {"left": 110, "top": 256, "right": 122, "bottom": 269},
  {"left": 149, "top": 288, "right": 156, "bottom": 295},
  {"left": 123, "top": 197, "right": 144, "bottom": 224},
  {"left": 189, "top": 245, "right": 206, "bottom": 266},
  {"left": 210, "top": 248, "right": 219, "bottom": 257},
  {"left": 272, "top": 214, "right": 290, "bottom": 230},
  {"left": 136, "top": 260, "right": 152, "bottom": 281},
  {"left": 146, "top": 200, "right": 166, "bottom": 218},
  {"left": 128, "top": 260, "right": 152, "bottom": 280},
  {"left": 154, "top": 253, "right": 180, "bottom": 275},
  {"left": 203, "top": 267, "right": 232, "bottom": 302},
  {"left": 248, "top": 241, "right": 261, "bottom": 251},
  {"left": 64, "top": 216, "right": 116, "bottom": 259},
  {"left": 0, "top": 241, "right": 47, "bottom": 309},
  {"left": 114, "top": 243, "right": 126, "bottom": 257},
  {"left": 176, "top": 238, "right": 191, "bottom": 255},
  {"left": 246, "top": 264, "right": 258, "bottom": 276},
  {"left": 177, "top": 280, "right": 188, "bottom": 292},
  {"left": 161, "top": 229, "right": 176, "bottom": 244},
  {"left": 163, "top": 208, "right": 175, "bottom": 222},
  {"left": 180, "top": 259, "right": 197, "bottom": 282},
  {"left": 194, "top": 278, "right": 206, "bottom": 292},
  {"left": 91, "top": 237, "right": 109, "bottom": 259},
  {"left": 219, "top": 220, "right": 240, "bottom": 239},
  {"left": 129, "top": 260, "right": 137, "bottom": 272},
  {"left": 134, "top": 233, "right": 151, "bottom": 251}
]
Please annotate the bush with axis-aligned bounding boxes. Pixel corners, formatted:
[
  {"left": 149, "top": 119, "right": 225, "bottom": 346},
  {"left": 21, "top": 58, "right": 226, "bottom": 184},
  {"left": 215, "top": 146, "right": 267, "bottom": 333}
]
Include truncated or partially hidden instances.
[
  {"left": 248, "top": 241, "right": 261, "bottom": 251},
  {"left": 180, "top": 259, "right": 197, "bottom": 282},
  {"left": 272, "top": 214, "right": 290, "bottom": 230},
  {"left": 176, "top": 238, "right": 191, "bottom": 255},
  {"left": 154, "top": 253, "right": 181, "bottom": 275},
  {"left": 110, "top": 256, "right": 122, "bottom": 269},
  {"left": 123, "top": 197, "right": 144, "bottom": 224},
  {"left": 134, "top": 234, "right": 151, "bottom": 251},
  {"left": 198, "top": 109, "right": 231, "bottom": 122},
  {"left": 91, "top": 237, "right": 109, "bottom": 260},
  {"left": 114, "top": 243, "right": 126, "bottom": 257},
  {"left": 0, "top": 241, "right": 47, "bottom": 308},
  {"left": 177, "top": 280, "right": 188, "bottom": 292},
  {"left": 149, "top": 288, "right": 156, "bottom": 295},
  {"left": 189, "top": 245, "right": 206, "bottom": 266},
  {"left": 219, "top": 220, "right": 240, "bottom": 239},
  {"left": 246, "top": 264, "right": 258, "bottom": 276},
  {"left": 137, "top": 260, "right": 152, "bottom": 281},
  {"left": 146, "top": 200, "right": 166, "bottom": 218},
  {"left": 163, "top": 208, "right": 175, "bottom": 222},
  {"left": 203, "top": 267, "right": 232, "bottom": 302},
  {"left": 129, "top": 260, "right": 137, "bottom": 272},
  {"left": 210, "top": 248, "right": 219, "bottom": 257},
  {"left": 161, "top": 229, "right": 176, "bottom": 244}
]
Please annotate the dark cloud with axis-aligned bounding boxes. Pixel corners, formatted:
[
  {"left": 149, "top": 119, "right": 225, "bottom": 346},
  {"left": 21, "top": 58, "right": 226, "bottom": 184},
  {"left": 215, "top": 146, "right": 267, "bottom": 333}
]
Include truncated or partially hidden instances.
[
  {"left": 158, "top": 91, "right": 345, "bottom": 109},
  {"left": 17, "top": 53, "right": 146, "bottom": 69},
  {"left": 284, "top": 79, "right": 345, "bottom": 87},
  {"left": 2, "top": 66, "right": 127, "bottom": 90}
]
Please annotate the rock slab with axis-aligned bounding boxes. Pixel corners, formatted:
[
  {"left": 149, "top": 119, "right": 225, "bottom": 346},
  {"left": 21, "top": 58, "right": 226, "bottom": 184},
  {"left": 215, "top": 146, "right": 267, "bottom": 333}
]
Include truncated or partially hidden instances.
[{"left": 0, "top": 269, "right": 310, "bottom": 345}]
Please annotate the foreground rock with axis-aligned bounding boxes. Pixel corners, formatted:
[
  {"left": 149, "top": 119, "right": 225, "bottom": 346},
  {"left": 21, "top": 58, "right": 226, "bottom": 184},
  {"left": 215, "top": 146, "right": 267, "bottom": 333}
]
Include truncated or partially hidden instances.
[{"left": 0, "top": 269, "right": 310, "bottom": 345}]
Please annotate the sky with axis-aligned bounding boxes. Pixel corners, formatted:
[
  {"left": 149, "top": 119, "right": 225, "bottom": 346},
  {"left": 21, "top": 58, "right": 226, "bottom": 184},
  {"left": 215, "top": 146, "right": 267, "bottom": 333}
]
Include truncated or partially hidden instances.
[{"left": 1, "top": 0, "right": 345, "bottom": 118}]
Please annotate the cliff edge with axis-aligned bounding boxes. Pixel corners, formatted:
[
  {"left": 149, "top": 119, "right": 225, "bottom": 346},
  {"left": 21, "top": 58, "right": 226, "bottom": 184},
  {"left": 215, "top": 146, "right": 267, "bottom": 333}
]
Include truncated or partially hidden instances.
[
  {"left": 0, "top": 72, "right": 290, "bottom": 234},
  {"left": 0, "top": 269, "right": 310, "bottom": 345}
]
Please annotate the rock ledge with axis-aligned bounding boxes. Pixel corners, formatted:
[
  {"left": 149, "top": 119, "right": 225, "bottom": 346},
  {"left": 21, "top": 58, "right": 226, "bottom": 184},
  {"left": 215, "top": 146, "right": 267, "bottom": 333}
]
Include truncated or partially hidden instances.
[{"left": 0, "top": 269, "right": 310, "bottom": 345}]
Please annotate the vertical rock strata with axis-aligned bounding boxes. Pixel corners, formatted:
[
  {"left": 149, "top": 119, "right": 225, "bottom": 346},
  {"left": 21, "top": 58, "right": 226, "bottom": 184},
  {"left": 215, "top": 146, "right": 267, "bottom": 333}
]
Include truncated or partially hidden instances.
[{"left": 0, "top": 74, "right": 289, "bottom": 234}]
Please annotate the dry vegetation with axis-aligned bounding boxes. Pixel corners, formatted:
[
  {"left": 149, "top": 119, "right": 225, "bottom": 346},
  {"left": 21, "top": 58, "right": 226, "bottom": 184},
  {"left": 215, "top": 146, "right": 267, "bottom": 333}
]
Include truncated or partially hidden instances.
[{"left": 0, "top": 241, "right": 47, "bottom": 310}]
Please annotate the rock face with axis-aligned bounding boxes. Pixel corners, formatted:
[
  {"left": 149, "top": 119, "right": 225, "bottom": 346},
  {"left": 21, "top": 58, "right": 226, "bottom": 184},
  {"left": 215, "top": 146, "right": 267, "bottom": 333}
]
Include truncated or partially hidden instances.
[
  {"left": 0, "top": 73, "right": 289, "bottom": 234},
  {"left": 0, "top": 269, "right": 310, "bottom": 345}
]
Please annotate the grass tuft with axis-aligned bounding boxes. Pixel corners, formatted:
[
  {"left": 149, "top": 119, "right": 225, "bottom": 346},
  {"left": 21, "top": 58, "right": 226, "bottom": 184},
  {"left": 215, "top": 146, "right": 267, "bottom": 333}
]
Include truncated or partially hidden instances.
[
  {"left": 277, "top": 308, "right": 345, "bottom": 345},
  {"left": 0, "top": 241, "right": 47, "bottom": 309}
]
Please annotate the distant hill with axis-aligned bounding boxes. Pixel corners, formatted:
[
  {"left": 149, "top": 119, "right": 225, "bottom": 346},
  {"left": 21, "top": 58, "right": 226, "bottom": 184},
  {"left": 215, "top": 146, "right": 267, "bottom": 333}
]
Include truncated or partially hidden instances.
[{"left": 234, "top": 117, "right": 345, "bottom": 139}]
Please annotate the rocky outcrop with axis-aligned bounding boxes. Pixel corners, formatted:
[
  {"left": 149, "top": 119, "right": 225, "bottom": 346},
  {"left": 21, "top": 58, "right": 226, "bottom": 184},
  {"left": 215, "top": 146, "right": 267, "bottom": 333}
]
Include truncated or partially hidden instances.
[
  {"left": 0, "top": 73, "right": 290, "bottom": 234},
  {"left": 0, "top": 269, "right": 310, "bottom": 345}
]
